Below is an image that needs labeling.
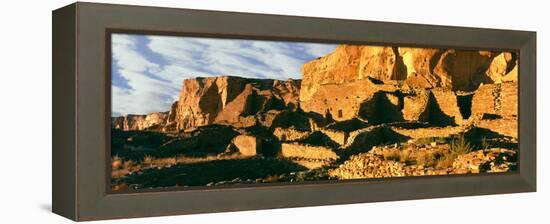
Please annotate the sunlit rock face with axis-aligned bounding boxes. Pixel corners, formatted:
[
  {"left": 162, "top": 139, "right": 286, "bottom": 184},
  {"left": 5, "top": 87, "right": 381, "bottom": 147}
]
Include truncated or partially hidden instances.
[
  {"left": 110, "top": 42, "right": 519, "bottom": 191},
  {"left": 174, "top": 76, "right": 301, "bottom": 131},
  {"left": 113, "top": 44, "right": 517, "bottom": 133},
  {"left": 111, "top": 112, "right": 168, "bottom": 131},
  {"left": 300, "top": 44, "right": 518, "bottom": 123}
]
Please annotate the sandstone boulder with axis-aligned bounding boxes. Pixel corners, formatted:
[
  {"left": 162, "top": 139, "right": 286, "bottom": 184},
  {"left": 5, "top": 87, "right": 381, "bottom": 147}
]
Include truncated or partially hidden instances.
[{"left": 232, "top": 134, "right": 261, "bottom": 156}]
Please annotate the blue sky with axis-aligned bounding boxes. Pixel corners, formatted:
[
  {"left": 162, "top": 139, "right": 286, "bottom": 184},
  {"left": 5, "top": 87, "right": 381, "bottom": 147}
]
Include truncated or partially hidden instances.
[{"left": 111, "top": 34, "right": 337, "bottom": 116}]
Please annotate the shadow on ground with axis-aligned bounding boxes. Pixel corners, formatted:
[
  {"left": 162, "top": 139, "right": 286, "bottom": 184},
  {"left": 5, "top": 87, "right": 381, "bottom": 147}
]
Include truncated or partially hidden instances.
[{"left": 114, "top": 157, "right": 308, "bottom": 188}]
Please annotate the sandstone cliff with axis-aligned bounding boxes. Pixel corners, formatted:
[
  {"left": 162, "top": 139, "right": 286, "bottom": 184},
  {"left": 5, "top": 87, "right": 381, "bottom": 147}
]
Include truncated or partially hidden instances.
[
  {"left": 112, "top": 112, "right": 169, "bottom": 131},
  {"left": 300, "top": 45, "right": 518, "bottom": 123},
  {"left": 113, "top": 44, "right": 517, "bottom": 133},
  {"left": 175, "top": 76, "right": 301, "bottom": 130},
  {"left": 113, "top": 76, "right": 302, "bottom": 132}
]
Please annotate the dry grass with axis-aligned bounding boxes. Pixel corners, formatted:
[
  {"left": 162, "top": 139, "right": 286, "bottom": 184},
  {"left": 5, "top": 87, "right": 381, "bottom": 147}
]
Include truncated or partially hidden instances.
[
  {"left": 379, "top": 136, "right": 473, "bottom": 168},
  {"left": 436, "top": 156, "right": 455, "bottom": 168},
  {"left": 436, "top": 135, "right": 473, "bottom": 168},
  {"left": 449, "top": 135, "right": 473, "bottom": 155},
  {"left": 382, "top": 149, "right": 414, "bottom": 165},
  {"left": 398, "top": 150, "right": 414, "bottom": 164},
  {"left": 382, "top": 149, "right": 401, "bottom": 161}
]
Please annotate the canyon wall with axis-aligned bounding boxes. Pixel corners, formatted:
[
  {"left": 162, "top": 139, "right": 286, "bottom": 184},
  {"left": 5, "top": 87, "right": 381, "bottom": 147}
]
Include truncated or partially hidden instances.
[
  {"left": 113, "top": 44, "right": 517, "bottom": 132},
  {"left": 299, "top": 45, "right": 518, "bottom": 123}
]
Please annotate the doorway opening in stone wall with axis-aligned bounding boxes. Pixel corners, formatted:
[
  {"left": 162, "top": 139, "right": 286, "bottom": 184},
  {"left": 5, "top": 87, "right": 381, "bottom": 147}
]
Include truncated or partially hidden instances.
[{"left": 109, "top": 33, "right": 519, "bottom": 192}]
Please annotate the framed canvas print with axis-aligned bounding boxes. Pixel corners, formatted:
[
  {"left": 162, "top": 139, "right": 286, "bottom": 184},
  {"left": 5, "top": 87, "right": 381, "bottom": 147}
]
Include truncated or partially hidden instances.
[{"left": 52, "top": 2, "right": 536, "bottom": 221}]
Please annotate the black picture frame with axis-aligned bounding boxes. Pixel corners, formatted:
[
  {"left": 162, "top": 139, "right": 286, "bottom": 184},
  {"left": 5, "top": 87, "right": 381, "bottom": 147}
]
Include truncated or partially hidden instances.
[{"left": 52, "top": 2, "right": 536, "bottom": 221}]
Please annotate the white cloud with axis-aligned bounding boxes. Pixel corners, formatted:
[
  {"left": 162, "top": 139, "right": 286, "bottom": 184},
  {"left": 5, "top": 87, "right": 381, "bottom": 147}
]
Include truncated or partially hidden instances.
[
  {"left": 112, "top": 34, "right": 179, "bottom": 116},
  {"left": 111, "top": 34, "right": 337, "bottom": 116}
]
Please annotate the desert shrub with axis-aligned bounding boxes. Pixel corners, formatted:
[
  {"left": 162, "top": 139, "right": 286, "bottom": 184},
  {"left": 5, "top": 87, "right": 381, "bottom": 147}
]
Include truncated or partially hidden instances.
[
  {"left": 382, "top": 149, "right": 414, "bottom": 165},
  {"left": 436, "top": 135, "right": 473, "bottom": 168},
  {"left": 449, "top": 135, "right": 473, "bottom": 155}
]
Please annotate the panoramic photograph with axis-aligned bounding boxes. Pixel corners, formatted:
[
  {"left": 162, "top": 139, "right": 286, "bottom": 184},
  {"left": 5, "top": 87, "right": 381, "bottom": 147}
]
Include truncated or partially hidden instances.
[{"left": 110, "top": 33, "right": 519, "bottom": 191}]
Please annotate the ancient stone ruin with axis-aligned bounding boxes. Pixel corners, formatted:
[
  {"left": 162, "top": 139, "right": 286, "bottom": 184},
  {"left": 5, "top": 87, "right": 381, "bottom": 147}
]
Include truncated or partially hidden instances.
[{"left": 111, "top": 44, "right": 518, "bottom": 190}]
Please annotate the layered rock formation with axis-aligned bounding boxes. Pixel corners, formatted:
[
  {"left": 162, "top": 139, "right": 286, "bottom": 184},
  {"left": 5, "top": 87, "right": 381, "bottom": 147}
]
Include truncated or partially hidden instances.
[
  {"left": 113, "top": 45, "right": 517, "bottom": 132},
  {"left": 175, "top": 76, "right": 301, "bottom": 130},
  {"left": 112, "top": 112, "right": 168, "bottom": 131},
  {"left": 113, "top": 76, "right": 302, "bottom": 132},
  {"left": 299, "top": 45, "right": 518, "bottom": 124}
]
